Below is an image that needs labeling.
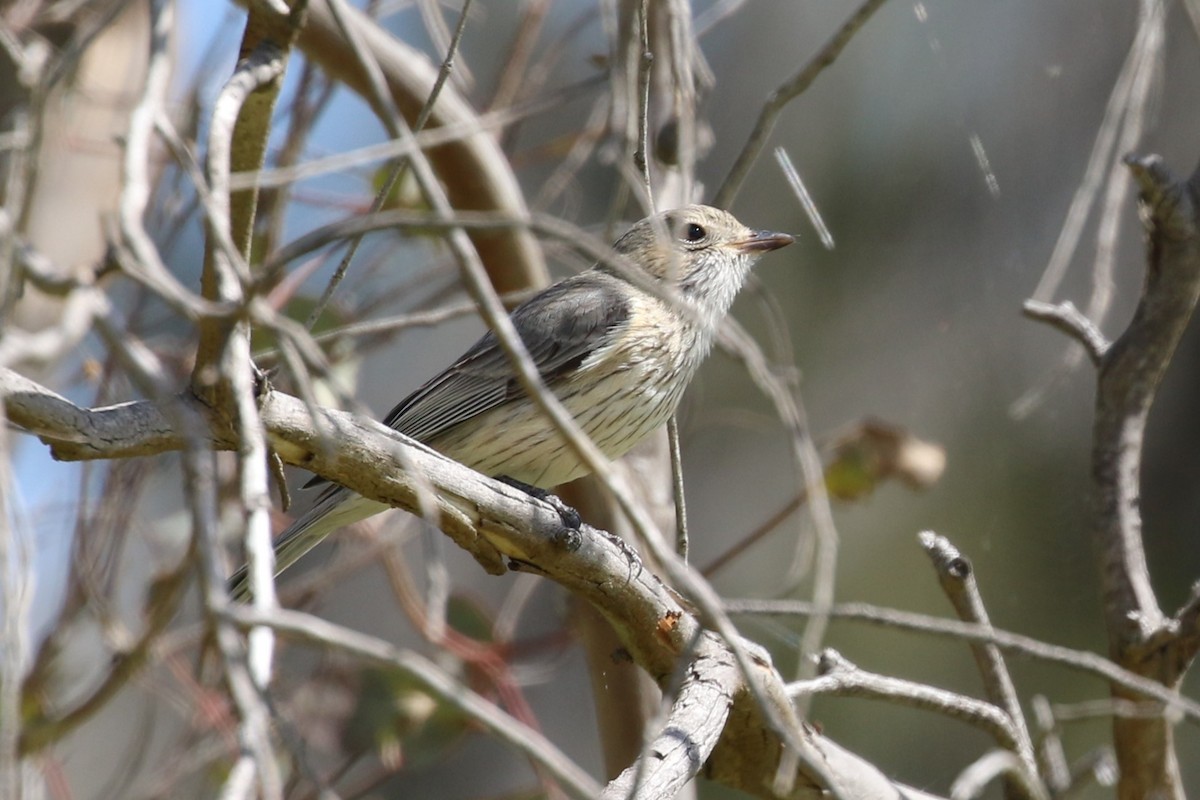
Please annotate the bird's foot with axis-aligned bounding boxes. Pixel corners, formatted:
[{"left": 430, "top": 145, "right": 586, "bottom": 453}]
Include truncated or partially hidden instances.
[{"left": 495, "top": 476, "right": 583, "bottom": 530}]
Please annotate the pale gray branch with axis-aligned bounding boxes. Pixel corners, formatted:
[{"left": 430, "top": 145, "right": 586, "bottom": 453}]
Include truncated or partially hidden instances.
[
  {"left": 920, "top": 532, "right": 1037, "bottom": 783},
  {"left": 950, "top": 750, "right": 1045, "bottom": 800},
  {"left": 792, "top": 650, "right": 1045, "bottom": 800},
  {"left": 713, "top": 0, "right": 891, "bottom": 207},
  {"left": 204, "top": 53, "right": 285, "bottom": 800},
  {"left": 726, "top": 596, "right": 1200, "bottom": 724},
  {"left": 228, "top": 606, "right": 602, "bottom": 800},
  {"left": 602, "top": 635, "right": 735, "bottom": 800},
  {"left": 1089, "top": 149, "right": 1200, "bottom": 796},
  {"left": 6, "top": 367, "right": 947, "bottom": 798},
  {"left": 242, "top": 0, "right": 548, "bottom": 292},
  {"left": 1021, "top": 300, "right": 1109, "bottom": 364}
]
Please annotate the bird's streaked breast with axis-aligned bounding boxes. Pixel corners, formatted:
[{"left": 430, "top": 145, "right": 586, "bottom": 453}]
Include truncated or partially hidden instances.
[{"left": 428, "top": 292, "right": 703, "bottom": 488}]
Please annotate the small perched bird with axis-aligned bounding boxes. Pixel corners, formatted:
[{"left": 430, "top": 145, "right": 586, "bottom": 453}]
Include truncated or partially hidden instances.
[{"left": 230, "top": 205, "right": 792, "bottom": 599}]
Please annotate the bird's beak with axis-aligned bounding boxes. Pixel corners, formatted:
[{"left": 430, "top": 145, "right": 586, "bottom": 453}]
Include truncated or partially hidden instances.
[{"left": 733, "top": 230, "right": 795, "bottom": 253}]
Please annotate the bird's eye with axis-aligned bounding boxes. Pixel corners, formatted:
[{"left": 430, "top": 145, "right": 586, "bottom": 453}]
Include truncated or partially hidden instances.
[{"left": 683, "top": 222, "right": 706, "bottom": 242}]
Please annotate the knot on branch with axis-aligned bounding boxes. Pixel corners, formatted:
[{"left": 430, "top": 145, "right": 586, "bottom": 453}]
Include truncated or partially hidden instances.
[{"left": 1124, "top": 153, "right": 1199, "bottom": 243}]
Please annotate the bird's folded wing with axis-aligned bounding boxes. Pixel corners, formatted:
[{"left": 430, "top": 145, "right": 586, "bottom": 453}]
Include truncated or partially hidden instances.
[
  {"left": 300, "top": 272, "right": 630, "bottom": 491},
  {"left": 381, "top": 272, "right": 631, "bottom": 441}
]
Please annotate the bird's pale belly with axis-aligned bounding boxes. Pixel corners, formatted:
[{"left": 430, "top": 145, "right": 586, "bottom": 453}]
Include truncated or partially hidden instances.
[{"left": 430, "top": 345, "right": 694, "bottom": 488}]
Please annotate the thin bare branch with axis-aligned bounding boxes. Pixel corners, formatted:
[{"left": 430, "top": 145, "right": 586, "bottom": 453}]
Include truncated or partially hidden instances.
[
  {"left": 667, "top": 415, "right": 688, "bottom": 560},
  {"left": 1012, "top": 0, "right": 1165, "bottom": 418},
  {"left": 194, "top": 40, "right": 288, "bottom": 388},
  {"left": 115, "top": 0, "right": 230, "bottom": 324},
  {"left": 950, "top": 750, "right": 1047, "bottom": 800},
  {"left": 243, "top": 0, "right": 548, "bottom": 292},
  {"left": 1021, "top": 300, "right": 1109, "bottom": 365},
  {"left": 726, "top": 596, "right": 1200, "bottom": 723},
  {"left": 920, "top": 532, "right": 1038, "bottom": 788},
  {"left": 633, "top": 0, "right": 654, "bottom": 211},
  {"left": 1030, "top": 696, "right": 1071, "bottom": 793},
  {"left": 775, "top": 146, "right": 834, "bottom": 249},
  {"left": 227, "top": 74, "right": 605, "bottom": 193},
  {"left": 227, "top": 606, "right": 602, "bottom": 800},
  {"left": 305, "top": 0, "right": 476, "bottom": 329},
  {"left": 717, "top": 318, "right": 840, "bottom": 704},
  {"left": 488, "top": 0, "right": 551, "bottom": 113},
  {"left": 15, "top": 316, "right": 195, "bottom": 758},
  {"left": 792, "top": 649, "right": 1045, "bottom": 800},
  {"left": 193, "top": 5, "right": 307, "bottom": 795},
  {"left": 713, "top": 0, "right": 891, "bottom": 207}
]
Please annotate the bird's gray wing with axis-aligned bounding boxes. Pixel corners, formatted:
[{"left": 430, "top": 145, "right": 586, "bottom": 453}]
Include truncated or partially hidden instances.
[
  {"left": 300, "top": 273, "right": 630, "bottom": 491},
  {"left": 381, "top": 272, "right": 631, "bottom": 440}
]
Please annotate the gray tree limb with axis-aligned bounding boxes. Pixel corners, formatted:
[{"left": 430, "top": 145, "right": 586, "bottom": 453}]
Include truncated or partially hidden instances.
[{"left": 0, "top": 367, "right": 947, "bottom": 799}]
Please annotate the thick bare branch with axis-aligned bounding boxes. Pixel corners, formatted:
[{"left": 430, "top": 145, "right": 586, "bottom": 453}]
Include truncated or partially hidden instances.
[
  {"left": 1, "top": 367, "right": 200, "bottom": 457},
  {"left": 5, "top": 367, "right": 945, "bottom": 798},
  {"left": 601, "top": 635, "right": 735, "bottom": 800},
  {"left": 1017, "top": 140, "right": 1200, "bottom": 798},
  {"left": 1085, "top": 152, "right": 1200, "bottom": 799}
]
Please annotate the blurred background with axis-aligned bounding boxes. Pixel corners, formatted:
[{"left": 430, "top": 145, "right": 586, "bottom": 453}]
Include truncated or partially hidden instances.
[{"left": 10, "top": 0, "right": 1200, "bottom": 796}]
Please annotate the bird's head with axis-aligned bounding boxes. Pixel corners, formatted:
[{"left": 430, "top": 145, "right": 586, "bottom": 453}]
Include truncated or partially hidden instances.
[{"left": 610, "top": 204, "right": 793, "bottom": 324}]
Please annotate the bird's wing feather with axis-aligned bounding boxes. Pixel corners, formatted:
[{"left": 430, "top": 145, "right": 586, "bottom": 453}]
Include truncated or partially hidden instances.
[
  {"left": 300, "top": 273, "right": 630, "bottom": 491},
  {"left": 383, "top": 272, "right": 631, "bottom": 439}
]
